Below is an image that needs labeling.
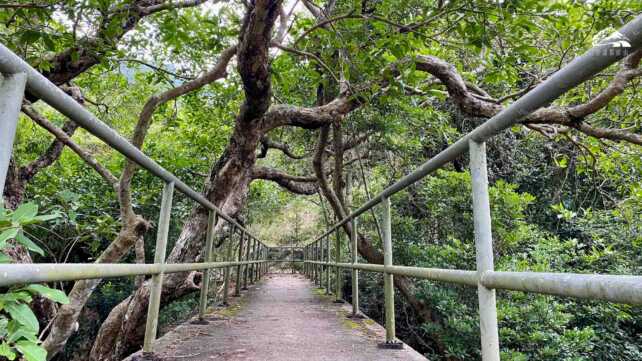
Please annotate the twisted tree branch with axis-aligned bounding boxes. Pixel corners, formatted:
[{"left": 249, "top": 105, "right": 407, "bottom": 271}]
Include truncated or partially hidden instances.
[
  {"left": 251, "top": 166, "right": 317, "bottom": 195},
  {"left": 258, "top": 136, "right": 306, "bottom": 159}
]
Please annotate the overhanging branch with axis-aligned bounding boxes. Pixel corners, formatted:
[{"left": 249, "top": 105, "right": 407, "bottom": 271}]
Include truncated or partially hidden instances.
[
  {"left": 258, "top": 136, "right": 306, "bottom": 159},
  {"left": 251, "top": 166, "right": 318, "bottom": 195}
]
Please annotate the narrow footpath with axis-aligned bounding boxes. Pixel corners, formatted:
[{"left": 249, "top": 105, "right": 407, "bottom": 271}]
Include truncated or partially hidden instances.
[{"left": 127, "top": 273, "right": 427, "bottom": 361}]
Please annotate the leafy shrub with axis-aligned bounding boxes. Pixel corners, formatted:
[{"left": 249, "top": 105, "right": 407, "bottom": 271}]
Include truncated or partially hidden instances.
[{"left": 0, "top": 203, "right": 70, "bottom": 361}]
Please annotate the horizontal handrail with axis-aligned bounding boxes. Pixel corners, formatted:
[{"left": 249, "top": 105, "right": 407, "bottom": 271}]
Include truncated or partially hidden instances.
[
  {"left": 0, "top": 260, "right": 266, "bottom": 287},
  {"left": 0, "top": 44, "right": 262, "bottom": 245},
  {"left": 304, "top": 261, "right": 642, "bottom": 305},
  {"left": 312, "top": 15, "right": 642, "bottom": 243}
]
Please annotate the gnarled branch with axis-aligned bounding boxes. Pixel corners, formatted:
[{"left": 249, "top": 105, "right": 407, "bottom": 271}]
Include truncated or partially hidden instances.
[
  {"left": 119, "top": 45, "right": 237, "bottom": 216},
  {"left": 261, "top": 95, "right": 359, "bottom": 131},
  {"left": 258, "top": 136, "right": 306, "bottom": 159},
  {"left": 41, "top": 0, "right": 208, "bottom": 85},
  {"left": 413, "top": 51, "right": 642, "bottom": 145},
  {"left": 251, "top": 166, "right": 317, "bottom": 195}
]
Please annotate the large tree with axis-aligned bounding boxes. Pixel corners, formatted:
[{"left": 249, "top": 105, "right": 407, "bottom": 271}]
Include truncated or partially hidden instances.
[{"left": 2, "top": 1, "right": 640, "bottom": 360}]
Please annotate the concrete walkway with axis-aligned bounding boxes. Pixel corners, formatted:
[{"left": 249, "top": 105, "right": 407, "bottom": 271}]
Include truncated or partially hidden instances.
[{"left": 127, "top": 273, "right": 427, "bottom": 361}]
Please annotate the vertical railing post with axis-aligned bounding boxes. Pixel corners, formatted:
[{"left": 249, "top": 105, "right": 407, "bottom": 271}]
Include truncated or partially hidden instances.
[
  {"left": 142, "top": 181, "right": 174, "bottom": 353},
  {"left": 254, "top": 239, "right": 263, "bottom": 282},
  {"left": 303, "top": 246, "right": 310, "bottom": 277},
  {"left": 242, "top": 235, "right": 251, "bottom": 290},
  {"left": 350, "top": 217, "right": 361, "bottom": 318},
  {"left": 234, "top": 231, "right": 244, "bottom": 296},
  {"left": 211, "top": 252, "right": 219, "bottom": 305},
  {"left": 259, "top": 243, "right": 267, "bottom": 279},
  {"left": 264, "top": 246, "right": 268, "bottom": 275},
  {"left": 254, "top": 239, "right": 262, "bottom": 282},
  {"left": 470, "top": 140, "right": 500, "bottom": 361},
  {"left": 251, "top": 238, "right": 258, "bottom": 283},
  {"left": 312, "top": 244, "right": 316, "bottom": 282},
  {"left": 334, "top": 229, "right": 343, "bottom": 303},
  {"left": 196, "top": 210, "right": 217, "bottom": 324},
  {"left": 379, "top": 197, "right": 402, "bottom": 348},
  {"left": 309, "top": 245, "right": 312, "bottom": 280},
  {"left": 315, "top": 242, "right": 320, "bottom": 286},
  {"left": 221, "top": 226, "right": 233, "bottom": 306},
  {"left": 318, "top": 239, "right": 325, "bottom": 288},
  {"left": 260, "top": 245, "right": 265, "bottom": 277},
  {"left": 325, "top": 236, "right": 331, "bottom": 294},
  {"left": 314, "top": 243, "right": 318, "bottom": 284},
  {"left": 318, "top": 242, "right": 322, "bottom": 283},
  {"left": 255, "top": 241, "right": 259, "bottom": 279},
  {"left": 260, "top": 242, "right": 264, "bottom": 279},
  {"left": 318, "top": 242, "right": 323, "bottom": 287},
  {"left": 0, "top": 72, "right": 27, "bottom": 200},
  {"left": 309, "top": 245, "right": 313, "bottom": 280},
  {"left": 303, "top": 246, "right": 307, "bottom": 276}
]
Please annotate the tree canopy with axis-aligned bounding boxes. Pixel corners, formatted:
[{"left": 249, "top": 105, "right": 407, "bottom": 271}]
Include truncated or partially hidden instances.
[{"left": 0, "top": 1, "right": 641, "bottom": 360}]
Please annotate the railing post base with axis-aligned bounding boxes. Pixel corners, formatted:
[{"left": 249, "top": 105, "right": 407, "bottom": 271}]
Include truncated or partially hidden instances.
[
  {"left": 377, "top": 341, "right": 404, "bottom": 350},
  {"left": 346, "top": 313, "right": 365, "bottom": 319},
  {"left": 139, "top": 351, "right": 163, "bottom": 361}
]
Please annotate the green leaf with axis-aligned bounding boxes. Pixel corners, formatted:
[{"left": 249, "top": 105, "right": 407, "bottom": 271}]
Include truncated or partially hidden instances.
[
  {"left": 15, "top": 340, "right": 46, "bottom": 361},
  {"left": 19, "top": 30, "right": 41, "bottom": 45},
  {"left": 15, "top": 232, "right": 44, "bottom": 256},
  {"left": 0, "top": 317, "right": 8, "bottom": 338},
  {"left": 0, "top": 342, "right": 16, "bottom": 360},
  {"left": 25, "top": 285, "right": 69, "bottom": 304},
  {"left": 11, "top": 203, "right": 38, "bottom": 223},
  {"left": 0, "top": 253, "right": 12, "bottom": 263},
  {"left": 42, "top": 35, "right": 56, "bottom": 51},
  {"left": 0, "top": 228, "right": 18, "bottom": 246},
  {"left": 4, "top": 303, "right": 39, "bottom": 333},
  {"left": 0, "top": 291, "right": 32, "bottom": 304},
  {"left": 32, "top": 213, "right": 60, "bottom": 222},
  {"left": 70, "top": 50, "right": 79, "bottom": 63},
  {"left": 0, "top": 207, "right": 9, "bottom": 222},
  {"left": 6, "top": 323, "right": 38, "bottom": 343},
  {"left": 20, "top": 212, "right": 60, "bottom": 226}
]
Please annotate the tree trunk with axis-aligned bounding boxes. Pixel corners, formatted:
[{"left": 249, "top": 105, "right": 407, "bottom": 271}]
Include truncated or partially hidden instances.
[
  {"left": 90, "top": 2, "right": 283, "bottom": 358},
  {"left": 42, "top": 215, "right": 150, "bottom": 359},
  {"left": 89, "top": 124, "right": 264, "bottom": 360}
]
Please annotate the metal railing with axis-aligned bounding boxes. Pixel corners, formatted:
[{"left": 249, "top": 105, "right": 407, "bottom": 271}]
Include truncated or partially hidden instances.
[
  {"left": 0, "top": 46, "right": 270, "bottom": 354},
  {"left": 301, "top": 15, "right": 642, "bottom": 359},
  {"left": 1, "top": 13, "right": 641, "bottom": 361}
]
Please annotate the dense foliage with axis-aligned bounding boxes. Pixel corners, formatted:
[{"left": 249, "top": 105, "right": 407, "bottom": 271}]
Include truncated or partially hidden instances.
[
  {"left": 0, "top": 0, "right": 640, "bottom": 360},
  {"left": 0, "top": 204, "right": 69, "bottom": 361}
]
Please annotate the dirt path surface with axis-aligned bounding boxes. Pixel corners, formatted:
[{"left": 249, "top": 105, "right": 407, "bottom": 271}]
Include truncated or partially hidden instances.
[{"left": 126, "top": 273, "right": 427, "bottom": 361}]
